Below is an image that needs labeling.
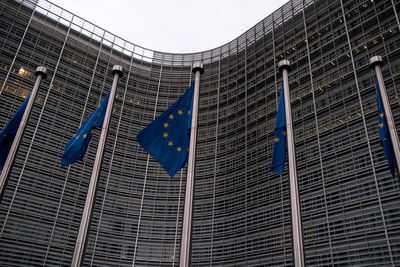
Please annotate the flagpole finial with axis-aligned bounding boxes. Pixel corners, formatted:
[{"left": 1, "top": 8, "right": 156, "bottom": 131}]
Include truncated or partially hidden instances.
[
  {"left": 192, "top": 62, "right": 204, "bottom": 74},
  {"left": 112, "top": 65, "right": 124, "bottom": 77},
  {"left": 35, "top": 66, "right": 47, "bottom": 79},
  {"left": 369, "top": 56, "right": 384, "bottom": 68},
  {"left": 278, "top": 59, "right": 291, "bottom": 73}
]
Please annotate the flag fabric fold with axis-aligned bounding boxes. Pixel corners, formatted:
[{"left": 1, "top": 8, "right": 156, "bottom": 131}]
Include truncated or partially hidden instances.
[
  {"left": 0, "top": 95, "right": 31, "bottom": 171},
  {"left": 137, "top": 83, "right": 194, "bottom": 177},
  {"left": 61, "top": 93, "right": 110, "bottom": 166},
  {"left": 271, "top": 84, "right": 287, "bottom": 175},
  {"left": 376, "top": 80, "right": 396, "bottom": 176}
]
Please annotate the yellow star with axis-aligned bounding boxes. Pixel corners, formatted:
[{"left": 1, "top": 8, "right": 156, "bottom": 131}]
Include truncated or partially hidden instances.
[
  {"left": 83, "top": 134, "right": 87, "bottom": 138},
  {"left": 379, "top": 122, "right": 384, "bottom": 128},
  {"left": 177, "top": 146, "right": 182, "bottom": 152},
  {"left": 73, "top": 133, "right": 76, "bottom": 137},
  {"left": 380, "top": 113, "right": 384, "bottom": 118},
  {"left": 163, "top": 132, "right": 168, "bottom": 138},
  {"left": 76, "top": 135, "right": 80, "bottom": 139},
  {"left": 168, "top": 141, "right": 173, "bottom": 147},
  {"left": 164, "top": 122, "right": 169, "bottom": 128},
  {"left": 91, "top": 129, "right": 95, "bottom": 133},
  {"left": 274, "top": 137, "right": 280, "bottom": 143},
  {"left": 283, "top": 131, "right": 287, "bottom": 136},
  {"left": 178, "top": 110, "right": 183, "bottom": 115},
  {"left": 169, "top": 114, "right": 174, "bottom": 120},
  {"left": 187, "top": 110, "right": 191, "bottom": 115},
  {"left": 383, "top": 138, "right": 387, "bottom": 141}
]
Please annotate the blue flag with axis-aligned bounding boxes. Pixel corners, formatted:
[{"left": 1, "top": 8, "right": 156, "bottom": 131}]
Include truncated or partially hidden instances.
[
  {"left": 137, "top": 83, "right": 194, "bottom": 177},
  {"left": 271, "top": 84, "right": 287, "bottom": 175},
  {"left": 376, "top": 80, "right": 396, "bottom": 176},
  {"left": 0, "top": 95, "right": 30, "bottom": 171},
  {"left": 61, "top": 93, "right": 110, "bottom": 166}
]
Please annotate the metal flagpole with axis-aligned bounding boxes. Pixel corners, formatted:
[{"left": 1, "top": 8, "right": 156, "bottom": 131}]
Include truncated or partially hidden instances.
[
  {"left": 71, "top": 65, "right": 123, "bottom": 267},
  {"left": 370, "top": 56, "right": 400, "bottom": 173},
  {"left": 278, "top": 60, "right": 305, "bottom": 267},
  {"left": 179, "top": 62, "right": 203, "bottom": 267},
  {"left": 0, "top": 66, "right": 47, "bottom": 198}
]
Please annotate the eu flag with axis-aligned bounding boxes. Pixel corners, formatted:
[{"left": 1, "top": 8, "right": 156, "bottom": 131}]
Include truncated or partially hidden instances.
[
  {"left": 137, "top": 83, "right": 194, "bottom": 177},
  {"left": 376, "top": 80, "right": 396, "bottom": 176},
  {"left": 271, "top": 84, "right": 287, "bottom": 175},
  {"left": 0, "top": 95, "right": 30, "bottom": 171},
  {"left": 61, "top": 93, "right": 110, "bottom": 166}
]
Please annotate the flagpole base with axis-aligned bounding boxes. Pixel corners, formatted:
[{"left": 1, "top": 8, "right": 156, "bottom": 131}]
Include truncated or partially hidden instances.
[
  {"left": 192, "top": 62, "right": 204, "bottom": 74},
  {"left": 369, "top": 56, "right": 384, "bottom": 68}
]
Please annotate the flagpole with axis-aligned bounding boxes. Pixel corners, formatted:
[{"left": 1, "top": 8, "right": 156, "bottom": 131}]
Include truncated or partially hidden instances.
[
  {"left": 179, "top": 62, "right": 203, "bottom": 267},
  {"left": 278, "top": 60, "right": 305, "bottom": 267},
  {"left": 370, "top": 56, "right": 400, "bottom": 173},
  {"left": 71, "top": 65, "right": 123, "bottom": 267},
  {"left": 0, "top": 66, "right": 47, "bottom": 198}
]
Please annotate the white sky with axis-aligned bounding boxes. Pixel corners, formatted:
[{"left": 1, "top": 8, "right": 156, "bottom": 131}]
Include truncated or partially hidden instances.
[{"left": 49, "top": 0, "right": 288, "bottom": 53}]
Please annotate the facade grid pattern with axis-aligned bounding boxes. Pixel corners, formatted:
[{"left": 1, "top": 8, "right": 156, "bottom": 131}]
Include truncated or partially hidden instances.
[{"left": 0, "top": 0, "right": 399, "bottom": 266}]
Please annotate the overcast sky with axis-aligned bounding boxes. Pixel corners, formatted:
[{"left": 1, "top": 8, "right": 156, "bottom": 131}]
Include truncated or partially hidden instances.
[{"left": 49, "top": 0, "right": 288, "bottom": 53}]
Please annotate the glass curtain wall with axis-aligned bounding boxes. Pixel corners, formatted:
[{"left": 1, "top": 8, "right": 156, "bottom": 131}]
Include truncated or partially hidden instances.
[{"left": 0, "top": 0, "right": 399, "bottom": 266}]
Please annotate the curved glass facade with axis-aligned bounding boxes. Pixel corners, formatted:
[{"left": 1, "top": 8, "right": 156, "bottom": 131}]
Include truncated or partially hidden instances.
[{"left": 0, "top": 0, "right": 400, "bottom": 266}]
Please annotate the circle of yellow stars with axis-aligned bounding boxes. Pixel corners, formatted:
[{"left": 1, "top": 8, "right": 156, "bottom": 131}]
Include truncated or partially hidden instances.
[
  {"left": 274, "top": 131, "right": 286, "bottom": 143},
  {"left": 72, "top": 129, "right": 95, "bottom": 140},
  {"left": 378, "top": 113, "right": 389, "bottom": 142},
  {"left": 162, "top": 109, "right": 191, "bottom": 152}
]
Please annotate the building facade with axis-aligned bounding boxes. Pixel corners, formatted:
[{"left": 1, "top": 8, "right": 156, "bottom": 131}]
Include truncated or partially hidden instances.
[{"left": 0, "top": 0, "right": 400, "bottom": 266}]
